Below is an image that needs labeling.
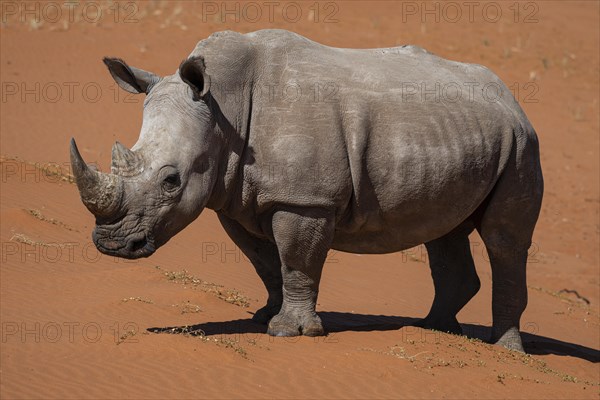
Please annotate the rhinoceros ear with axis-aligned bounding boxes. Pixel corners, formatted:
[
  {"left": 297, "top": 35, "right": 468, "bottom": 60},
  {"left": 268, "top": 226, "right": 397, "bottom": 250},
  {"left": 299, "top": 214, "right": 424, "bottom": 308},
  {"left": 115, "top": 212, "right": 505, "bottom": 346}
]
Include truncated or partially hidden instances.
[
  {"left": 103, "top": 57, "right": 160, "bottom": 94},
  {"left": 179, "top": 56, "right": 211, "bottom": 101}
]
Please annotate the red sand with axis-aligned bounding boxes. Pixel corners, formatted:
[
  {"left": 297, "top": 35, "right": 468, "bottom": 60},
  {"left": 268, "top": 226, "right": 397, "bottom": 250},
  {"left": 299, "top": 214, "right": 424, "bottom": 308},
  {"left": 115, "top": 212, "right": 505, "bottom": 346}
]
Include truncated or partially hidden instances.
[{"left": 1, "top": 1, "right": 598, "bottom": 398}]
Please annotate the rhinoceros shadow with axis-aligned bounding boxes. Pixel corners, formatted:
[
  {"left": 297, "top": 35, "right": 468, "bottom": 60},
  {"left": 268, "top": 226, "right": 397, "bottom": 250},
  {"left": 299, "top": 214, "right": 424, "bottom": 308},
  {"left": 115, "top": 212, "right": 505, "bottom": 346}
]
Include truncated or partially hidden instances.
[{"left": 147, "top": 311, "right": 599, "bottom": 363}]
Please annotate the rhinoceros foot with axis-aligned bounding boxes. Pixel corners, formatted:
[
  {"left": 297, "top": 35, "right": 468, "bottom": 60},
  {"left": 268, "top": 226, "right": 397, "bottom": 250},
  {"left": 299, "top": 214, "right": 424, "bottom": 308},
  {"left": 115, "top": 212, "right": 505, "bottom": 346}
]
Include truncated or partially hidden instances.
[
  {"left": 267, "top": 310, "right": 324, "bottom": 337},
  {"left": 413, "top": 315, "right": 462, "bottom": 336},
  {"left": 251, "top": 303, "right": 282, "bottom": 325},
  {"left": 493, "top": 326, "right": 525, "bottom": 353}
]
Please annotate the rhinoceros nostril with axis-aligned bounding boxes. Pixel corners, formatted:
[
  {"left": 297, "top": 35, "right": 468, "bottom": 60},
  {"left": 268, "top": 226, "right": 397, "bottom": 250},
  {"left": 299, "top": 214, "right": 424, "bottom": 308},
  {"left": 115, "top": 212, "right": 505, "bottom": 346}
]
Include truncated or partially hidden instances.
[{"left": 128, "top": 236, "right": 148, "bottom": 252}]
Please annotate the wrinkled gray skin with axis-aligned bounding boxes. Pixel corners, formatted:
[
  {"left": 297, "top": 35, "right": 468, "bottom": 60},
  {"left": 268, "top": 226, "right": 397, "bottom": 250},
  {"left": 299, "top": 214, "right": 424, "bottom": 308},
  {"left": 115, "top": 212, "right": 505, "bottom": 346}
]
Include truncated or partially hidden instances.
[{"left": 70, "top": 30, "right": 543, "bottom": 352}]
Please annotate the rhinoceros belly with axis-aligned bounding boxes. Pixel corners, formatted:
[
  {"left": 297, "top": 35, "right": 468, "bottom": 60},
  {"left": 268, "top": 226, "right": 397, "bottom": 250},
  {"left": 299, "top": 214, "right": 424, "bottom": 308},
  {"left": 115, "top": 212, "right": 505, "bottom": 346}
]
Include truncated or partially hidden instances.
[{"left": 331, "top": 101, "right": 512, "bottom": 254}]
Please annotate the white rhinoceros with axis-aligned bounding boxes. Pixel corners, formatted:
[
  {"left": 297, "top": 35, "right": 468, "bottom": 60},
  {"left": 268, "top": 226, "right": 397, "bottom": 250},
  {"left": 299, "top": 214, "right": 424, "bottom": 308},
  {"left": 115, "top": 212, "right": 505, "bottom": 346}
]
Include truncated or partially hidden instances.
[{"left": 70, "top": 30, "right": 543, "bottom": 352}]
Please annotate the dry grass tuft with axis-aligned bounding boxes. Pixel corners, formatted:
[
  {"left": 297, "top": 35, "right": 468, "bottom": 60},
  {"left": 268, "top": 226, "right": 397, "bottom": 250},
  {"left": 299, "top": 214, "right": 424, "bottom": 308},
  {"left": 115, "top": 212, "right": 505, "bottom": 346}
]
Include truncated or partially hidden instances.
[
  {"left": 121, "top": 297, "right": 154, "bottom": 304},
  {"left": 172, "top": 301, "right": 202, "bottom": 314},
  {"left": 0, "top": 156, "right": 74, "bottom": 183},
  {"left": 10, "top": 233, "right": 66, "bottom": 248},
  {"left": 156, "top": 266, "right": 251, "bottom": 307},
  {"left": 25, "top": 208, "right": 78, "bottom": 231},
  {"left": 155, "top": 325, "right": 250, "bottom": 359}
]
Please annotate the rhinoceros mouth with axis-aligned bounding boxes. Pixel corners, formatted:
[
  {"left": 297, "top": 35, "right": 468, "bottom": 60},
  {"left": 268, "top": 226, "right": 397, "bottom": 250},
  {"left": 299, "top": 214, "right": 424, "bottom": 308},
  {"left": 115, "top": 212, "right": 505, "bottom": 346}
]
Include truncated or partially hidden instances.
[{"left": 93, "top": 230, "right": 156, "bottom": 259}]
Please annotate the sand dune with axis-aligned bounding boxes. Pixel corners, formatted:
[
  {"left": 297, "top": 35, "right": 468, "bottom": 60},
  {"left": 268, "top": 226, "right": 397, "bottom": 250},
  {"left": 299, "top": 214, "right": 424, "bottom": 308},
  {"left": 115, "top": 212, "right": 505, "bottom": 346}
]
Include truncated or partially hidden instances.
[{"left": 1, "top": 1, "right": 598, "bottom": 398}]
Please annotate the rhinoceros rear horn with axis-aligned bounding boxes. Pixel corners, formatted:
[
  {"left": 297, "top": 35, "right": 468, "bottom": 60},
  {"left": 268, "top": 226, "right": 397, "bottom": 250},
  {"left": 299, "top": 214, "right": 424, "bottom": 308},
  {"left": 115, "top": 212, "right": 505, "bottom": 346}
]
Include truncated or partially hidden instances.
[
  {"left": 111, "top": 141, "right": 143, "bottom": 176},
  {"left": 70, "top": 138, "right": 123, "bottom": 219},
  {"left": 179, "top": 56, "right": 211, "bottom": 101}
]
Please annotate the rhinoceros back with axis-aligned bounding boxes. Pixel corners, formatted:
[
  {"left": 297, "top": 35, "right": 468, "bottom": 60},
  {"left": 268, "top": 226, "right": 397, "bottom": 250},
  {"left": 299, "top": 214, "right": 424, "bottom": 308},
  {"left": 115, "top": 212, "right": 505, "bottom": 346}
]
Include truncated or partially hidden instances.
[{"left": 194, "top": 30, "right": 537, "bottom": 252}]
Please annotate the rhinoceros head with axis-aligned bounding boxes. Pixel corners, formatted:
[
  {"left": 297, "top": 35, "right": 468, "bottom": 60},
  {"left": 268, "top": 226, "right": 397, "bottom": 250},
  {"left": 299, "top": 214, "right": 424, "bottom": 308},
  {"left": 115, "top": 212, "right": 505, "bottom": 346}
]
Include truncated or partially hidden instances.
[{"left": 71, "top": 56, "right": 217, "bottom": 259}]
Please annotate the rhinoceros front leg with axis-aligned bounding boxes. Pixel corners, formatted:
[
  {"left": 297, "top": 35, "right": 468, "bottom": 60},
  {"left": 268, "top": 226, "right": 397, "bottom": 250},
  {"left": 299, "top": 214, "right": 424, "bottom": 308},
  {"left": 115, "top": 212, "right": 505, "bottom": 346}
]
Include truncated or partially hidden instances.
[
  {"left": 217, "top": 214, "right": 283, "bottom": 324},
  {"left": 267, "top": 207, "right": 335, "bottom": 337}
]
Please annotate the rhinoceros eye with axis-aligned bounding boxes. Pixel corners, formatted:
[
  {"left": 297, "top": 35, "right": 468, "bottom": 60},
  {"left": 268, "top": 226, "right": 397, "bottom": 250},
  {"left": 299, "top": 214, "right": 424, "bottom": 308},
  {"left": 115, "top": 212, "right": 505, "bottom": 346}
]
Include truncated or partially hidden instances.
[{"left": 162, "top": 173, "right": 180, "bottom": 191}]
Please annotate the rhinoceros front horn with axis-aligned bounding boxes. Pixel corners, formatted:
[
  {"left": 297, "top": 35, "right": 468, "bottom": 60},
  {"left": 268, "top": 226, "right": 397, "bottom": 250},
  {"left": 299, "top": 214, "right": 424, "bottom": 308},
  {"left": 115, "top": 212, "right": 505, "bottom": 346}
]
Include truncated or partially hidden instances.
[
  {"left": 70, "top": 138, "right": 123, "bottom": 219},
  {"left": 111, "top": 141, "right": 143, "bottom": 176}
]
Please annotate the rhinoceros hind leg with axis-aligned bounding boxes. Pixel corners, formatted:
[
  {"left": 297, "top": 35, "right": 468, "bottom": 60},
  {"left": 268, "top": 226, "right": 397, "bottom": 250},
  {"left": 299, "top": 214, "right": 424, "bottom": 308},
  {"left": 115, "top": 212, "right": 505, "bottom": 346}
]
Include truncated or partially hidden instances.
[
  {"left": 415, "top": 223, "right": 480, "bottom": 335},
  {"left": 413, "top": 314, "right": 463, "bottom": 335},
  {"left": 493, "top": 326, "right": 525, "bottom": 352},
  {"left": 252, "top": 303, "right": 283, "bottom": 325},
  {"left": 480, "top": 237, "right": 529, "bottom": 353},
  {"left": 217, "top": 214, "right": 283, "bottom": 325},
  {"left": 477, "top": 137, "right": 543, "bottom": 353},
  {"left": 267, "top": 207, "right": 334, "bottom": 337}
]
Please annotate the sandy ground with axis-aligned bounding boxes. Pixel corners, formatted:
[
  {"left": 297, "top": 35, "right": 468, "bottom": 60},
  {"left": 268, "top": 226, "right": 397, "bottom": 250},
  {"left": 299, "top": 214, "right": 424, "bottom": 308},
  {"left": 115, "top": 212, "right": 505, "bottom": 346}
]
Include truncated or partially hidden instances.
[{"left": 1, "top": 1, "right": 598, "bottom": 398}]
